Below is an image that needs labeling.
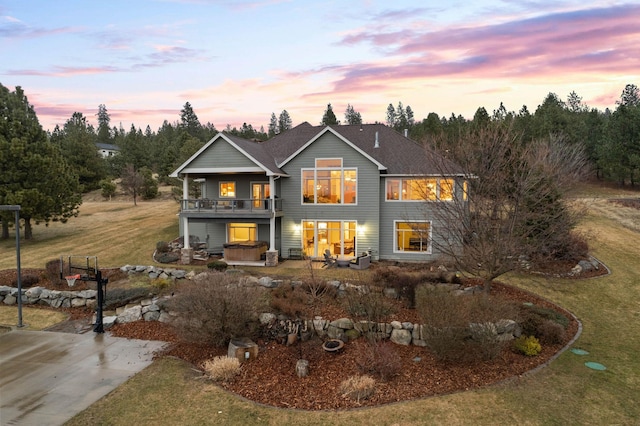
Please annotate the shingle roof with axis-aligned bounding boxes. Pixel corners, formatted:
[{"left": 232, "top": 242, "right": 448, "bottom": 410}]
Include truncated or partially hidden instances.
[
  {"left": 263, "top": 122, "right": 464, "bottom": 176},
  {"left": 174, "top": 123, "right": 464, "bottom": 177}
]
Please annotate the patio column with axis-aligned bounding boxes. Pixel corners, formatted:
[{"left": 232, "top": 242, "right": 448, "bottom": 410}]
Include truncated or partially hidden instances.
[
  {"left": 266, "top": 175, "right": 278, "bottom": 266},
  {"left": 269, "top": 176, "right": 276, "bottom": 251}
]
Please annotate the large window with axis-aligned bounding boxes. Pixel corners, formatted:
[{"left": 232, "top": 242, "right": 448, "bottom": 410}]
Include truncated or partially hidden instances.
[
  {"left": 386, "top": 178, "right": 454, "bottom": 201},
  {"left": 302, "top": 220, "right": 357, "bottom": 258},
  {"left": 302, "top": 158, "right": 357, "bottom": 204},
  {"left": 395, "top": 221, "right": 431, "bottom": 253}
]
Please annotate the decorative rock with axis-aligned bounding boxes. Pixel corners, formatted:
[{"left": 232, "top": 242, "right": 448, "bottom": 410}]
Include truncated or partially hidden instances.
[
  {"left": 344, "top": 328, "right": 361, "bottom": 341},
  {"left": 401, "top": 322, "right": 414, "bottom": 330},
  {"left": 296, "top": 359, "right": 309, "bottom": 377},
  {"left": 330, "top": 317, "right": 354, "bottom": 330},
  {"left": 78, "top": 290, "right": 97, "bottom": 299},
  {"left": 259, "top": 312, "right": 276, "bottom": 325},
  {"left": 3, "top": 294, "right": 16, "bottom": 305},
  {"left": 258, "top": 277, "right": 277, "bottom": 288},
  {"left": 117, "top": 305, "right": 142, "bottom": 323},
  {"left": 71, "top": 298, "right": 86, "bottom": 307},
  {"left": 25, "top": 287, "right": 44, "bottom": 298},
  {"left": 390, "top": 321, "right": 402, "bottom": 330},
  {"left": 383, "top": 287, "right": 398, "bottom": 299},
  {"left": 143, "top": 310, "right": 161, "bottom": 321},
  {"left": 390, "top": 329, "right": 412, "bottom": 345},
  {"left": 103, "top": 315, "right": 117, "bottom": 329}
]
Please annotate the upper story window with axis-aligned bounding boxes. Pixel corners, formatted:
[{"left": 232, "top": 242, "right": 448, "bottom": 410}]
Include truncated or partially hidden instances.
[
  {"left": 386, "top": 178, "right": 455, "bottom": 201},
  {"left": 302, "top": 158, "right": 357, "bottom": 204},
  {"left": 220, "top": 182, "right": 236, "bottom": 198}
]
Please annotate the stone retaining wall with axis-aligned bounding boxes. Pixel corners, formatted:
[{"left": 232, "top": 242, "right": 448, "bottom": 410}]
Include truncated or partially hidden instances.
[{"left": 1, "top": 267, "right": 522, "bottom": 347}]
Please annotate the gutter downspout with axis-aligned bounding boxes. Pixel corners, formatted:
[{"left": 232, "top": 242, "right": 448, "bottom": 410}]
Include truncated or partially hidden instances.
[{"left": 269, "top": 175, "right": 276, "bottom": 251}]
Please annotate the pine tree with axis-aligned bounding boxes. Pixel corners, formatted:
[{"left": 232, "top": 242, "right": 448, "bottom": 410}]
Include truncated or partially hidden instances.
[
  {"left": 344, "top": 104, "right": 362, "bottom": 125},
  {"left": 278, "top": 110, "right": 292, "bottom": 133},
  {"left": 321, "top": 103, "right": 339, "bottom": 125},
  {"left": 268, "top": 113, "right": 279, "bottom": 137},
  {"left": 0, "top": 84, "right": 82, "bottom": 239}
]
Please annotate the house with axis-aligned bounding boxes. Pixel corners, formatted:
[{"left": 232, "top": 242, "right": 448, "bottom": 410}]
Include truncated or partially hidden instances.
[
  {"left": 96, "top": 143, "right": 120, "bottom": 158},
  {"left": 170, "top": 123, "right": 466, "bottom": 265}
]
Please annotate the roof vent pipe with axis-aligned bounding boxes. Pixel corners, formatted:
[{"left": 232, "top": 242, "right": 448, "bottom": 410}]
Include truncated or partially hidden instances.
[
  {"left": 374, "top": 131, "right": 379, "bottom": 148},
  {"left": 404, "top": 129, "right": 408, "bottom": 137}
]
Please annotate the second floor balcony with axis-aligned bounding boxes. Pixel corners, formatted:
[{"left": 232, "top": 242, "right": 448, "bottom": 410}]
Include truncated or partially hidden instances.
[{"left": 180, "top": 198, "right": 283, "bottom": 218}]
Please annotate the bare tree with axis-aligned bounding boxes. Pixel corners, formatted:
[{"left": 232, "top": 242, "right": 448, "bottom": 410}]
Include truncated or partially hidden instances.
[
  {"left": 422, "top": 125, "right": 589, "bottom": 292},
  {"left": 120, "top": 164, "right": 145, "bottom": 206}
]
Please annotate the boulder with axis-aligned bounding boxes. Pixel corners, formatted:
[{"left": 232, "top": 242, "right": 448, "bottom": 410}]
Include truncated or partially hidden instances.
[{"left": 390, "top": 329, "right": 412, "bottom": 345}]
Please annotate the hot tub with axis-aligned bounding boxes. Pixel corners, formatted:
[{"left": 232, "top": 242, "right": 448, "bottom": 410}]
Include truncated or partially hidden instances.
[{"left": 223, "top": 241, "right": 268, "bottom": 261}]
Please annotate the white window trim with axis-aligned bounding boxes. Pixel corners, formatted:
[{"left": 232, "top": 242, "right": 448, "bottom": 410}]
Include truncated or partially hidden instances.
[
  {"left": 219, "top": 181, "right": 236, "bottom": 198},
  {"left": 385, "top": 178, "right": 454, "bottom": 202},
  {"left": 300, "top": 160, "right": 358, "bottom": 205},
  {"left": 393, "top": 220, "right": 432, "bottom": 254}
]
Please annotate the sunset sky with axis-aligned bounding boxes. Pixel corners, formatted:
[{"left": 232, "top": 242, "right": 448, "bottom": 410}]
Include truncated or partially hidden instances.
[{"left": 1, "top": 0, "right": 639, "bottom": 133}]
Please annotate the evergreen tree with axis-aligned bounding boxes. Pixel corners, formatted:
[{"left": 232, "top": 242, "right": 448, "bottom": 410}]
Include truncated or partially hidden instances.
[
  {"left": 268, "top": 113, "right": 279, "bottom": 137},
  {"left": 617, "top": 84, "right": 640, "bottom": 107},
  {"left": 385, "top": 103, "right": 396, "bottom": 127},
  {"left": 0, "top": 84, "right": 82, "bottom": 239},
  {"left": 96, "top": 104, "right": 112, "bottom": 144},
  {"left": 344, "top": 104, "right": 362, "bottom": 125},
  {"left": 180, "top": 102, "right": 203, "bottom": 140},
  {"left": 321, "top": 103, "right": 339, "bottom": 125},
  {"left": 278, "top": 110, "right": 292, "bottom": 133},
  {"left": 50, "top": 112, "right": 107, "bottom": 191}
]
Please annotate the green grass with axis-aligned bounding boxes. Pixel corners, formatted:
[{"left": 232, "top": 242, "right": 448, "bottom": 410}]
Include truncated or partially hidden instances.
[{"left": 62, "top": 186, "right": 640, "bottom": 425}]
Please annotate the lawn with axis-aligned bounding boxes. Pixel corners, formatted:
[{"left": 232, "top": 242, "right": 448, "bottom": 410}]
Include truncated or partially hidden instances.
[
  {"left": 3, "top": 184, "right": 639, "bottom": 425},
  {"left": 0, "top": 197, "right": 179, "bottom": 270}
]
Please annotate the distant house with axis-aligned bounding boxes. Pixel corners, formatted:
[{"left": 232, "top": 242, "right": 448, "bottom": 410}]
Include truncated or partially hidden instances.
[
  {"left": 96, "top": 143, "right": 120, "bottom": 158},
  {"left": 170, "top": 122, "right": 467, "bottom": 265}
]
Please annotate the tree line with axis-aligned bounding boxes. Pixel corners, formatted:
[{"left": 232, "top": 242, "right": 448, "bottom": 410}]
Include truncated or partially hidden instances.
[{"left": 1, "top": 81, "right": 638, "bottom": 239}]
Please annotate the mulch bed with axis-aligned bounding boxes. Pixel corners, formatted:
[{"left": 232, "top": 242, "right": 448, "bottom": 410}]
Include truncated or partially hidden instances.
[{"left": 2, "top": 266, "right": 585, "bottom": 411}]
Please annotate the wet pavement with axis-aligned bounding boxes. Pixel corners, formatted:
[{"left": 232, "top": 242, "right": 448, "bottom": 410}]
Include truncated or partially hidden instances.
[{"left": 0, "top": 329, "right": 166, "bottom": 425}]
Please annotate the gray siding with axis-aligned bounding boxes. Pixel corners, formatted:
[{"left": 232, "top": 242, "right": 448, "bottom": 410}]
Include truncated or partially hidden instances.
[
  {"left": 189, "top": 139, "right": 258, "bottom": 169},
  {"left": 379, "top": 176, "right": 463, "bottom": 262},
  {"left": 279, "top": 132, "right": 380, "bottom": 258}
]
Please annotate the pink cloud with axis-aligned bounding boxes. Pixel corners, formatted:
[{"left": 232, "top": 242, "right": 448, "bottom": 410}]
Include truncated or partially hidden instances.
[{"left": 329, "top": 4, "right": 640, "bottom": 94}]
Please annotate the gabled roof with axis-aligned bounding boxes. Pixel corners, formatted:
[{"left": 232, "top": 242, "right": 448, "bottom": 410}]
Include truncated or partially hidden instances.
[
  {"left": 265, "top": 122, "right": 464, "bottom": 175},
  {"left": 171, "top": 123, "right": 464, "bottom": 178},
  {"left": 170, "top": 133, "right": 286, "bottom": 177}
]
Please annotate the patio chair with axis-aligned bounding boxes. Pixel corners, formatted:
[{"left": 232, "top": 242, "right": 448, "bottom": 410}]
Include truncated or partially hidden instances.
[
  {"left": 322, "top": 249, "right": 337, "bottom": 268},
  {"left": 349, "top": 253, "right": 371, "bottom": 270}
]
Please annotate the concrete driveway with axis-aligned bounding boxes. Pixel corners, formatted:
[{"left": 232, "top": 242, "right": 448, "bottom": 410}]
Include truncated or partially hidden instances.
[{"left": 0, "top": 329, "right": 166, "bottom": 425}]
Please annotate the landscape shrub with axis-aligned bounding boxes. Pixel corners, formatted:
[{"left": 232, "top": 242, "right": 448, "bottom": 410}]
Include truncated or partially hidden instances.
[
  {"left": 416, "top": 286, "right": 517, "bottom": 363},
  {"left": 14, "top": 273, "right": 40, "bottom": 287},
  {"left": 168, "top": 272, "right": 263, "bottom": 347},
  {"left": 343, "top": 285, "right": 395, "bottom": 327},
  {"left": 339, "top": 375, "right": 376, "bottom": 403},
  {"left": 207, "top": 260, "right": 228, "bottom": 271},
  {"left": 156, "top": 241, "right": 170, "bottom": 253},
  {"left": 537, "top": 319, "right": 566, "bottom": 345},
  {"left": 269, "top": 284, "right": 309, "bottom": 318},
  {"left": 202, "top": 356, "right": 241, "bottom": 382},
  {"left": 356, "top": 341, "right": 401, "bottom": 381},
  {"left": 520, "top": 304, "right": 569, "bottom": 338},
  {"left": 373, "top": 266, "right": 461, "bottom": 308},
  {"left": 513, "top": 335, "right": 542, "bottom": 356}
]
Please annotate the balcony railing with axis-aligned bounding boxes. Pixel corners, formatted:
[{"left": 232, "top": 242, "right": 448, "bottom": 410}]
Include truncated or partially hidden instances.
[{"left": 180, "top": 198, "right": 282, "bottom": 213}]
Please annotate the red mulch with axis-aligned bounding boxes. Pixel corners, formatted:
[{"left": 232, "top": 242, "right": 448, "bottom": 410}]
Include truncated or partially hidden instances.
[{"left": 1, "top": 266, "right": 586, "bottom": 411}]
